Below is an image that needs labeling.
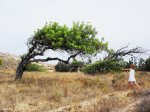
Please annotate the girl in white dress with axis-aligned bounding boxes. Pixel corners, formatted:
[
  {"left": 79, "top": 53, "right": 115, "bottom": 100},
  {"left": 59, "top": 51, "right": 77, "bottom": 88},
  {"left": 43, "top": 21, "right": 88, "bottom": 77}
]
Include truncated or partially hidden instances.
[{"left": 128, "top": 64, "right": 141, "bottom": 90}]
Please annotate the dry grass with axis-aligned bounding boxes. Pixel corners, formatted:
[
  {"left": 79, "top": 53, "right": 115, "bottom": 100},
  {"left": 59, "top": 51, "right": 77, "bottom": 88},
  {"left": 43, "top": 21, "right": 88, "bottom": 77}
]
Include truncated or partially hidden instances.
[
  {"left": 0, "top": 71, "right": 150, "bottom": 111},
  {"left": 135, "top": 95, "right": 150, "bottom": 112},
  {"left": 0, "top": 72, "right": 113, "bottom": 111}
]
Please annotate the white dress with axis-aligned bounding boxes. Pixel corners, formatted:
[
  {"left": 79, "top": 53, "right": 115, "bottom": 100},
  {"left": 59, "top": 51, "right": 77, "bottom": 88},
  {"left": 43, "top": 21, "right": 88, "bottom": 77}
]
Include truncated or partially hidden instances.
[{"left": 128, "top": 69, "right": 136, "bottom": 81}]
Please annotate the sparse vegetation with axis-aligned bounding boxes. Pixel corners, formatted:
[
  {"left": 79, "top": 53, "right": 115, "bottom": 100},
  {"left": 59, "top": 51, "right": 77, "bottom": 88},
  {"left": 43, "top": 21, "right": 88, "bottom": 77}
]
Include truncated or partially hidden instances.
[{"left": 0, "top": 71, "right": 150, "bottom": 111}]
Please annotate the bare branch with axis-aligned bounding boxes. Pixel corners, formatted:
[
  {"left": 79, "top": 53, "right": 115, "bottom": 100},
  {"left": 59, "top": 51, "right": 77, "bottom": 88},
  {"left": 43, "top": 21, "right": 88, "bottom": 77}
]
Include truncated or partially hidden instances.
[
  {"left": 28, "top": 51, "right": 82, "bottom": 64},
  {"left": 105, "top": 46, "right": 147, "bottom": 60}
]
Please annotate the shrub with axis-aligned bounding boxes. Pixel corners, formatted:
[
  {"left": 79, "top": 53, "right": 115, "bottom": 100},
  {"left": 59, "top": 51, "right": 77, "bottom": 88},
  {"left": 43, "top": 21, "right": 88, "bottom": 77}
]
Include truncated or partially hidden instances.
[
  {"left": 55, "top": 60, "right": 84, "bottom": 72},
  {"left": 25, "top": 63, "right": 47, "bottom": 72},
  {"left": 138, "top": 58, "right": 145, "bottom": 71},
  {"left": 82, "top": 60, "right": 123, "bottom": 74},
  {"left": 145, "top": 57, "right": 150, "bottom": 71},
  {"left": 0, "top": 58, "right": 2, "bottom": 65},
  {"left": 55, "top": 62, "right": 70, "bottom": 72}
]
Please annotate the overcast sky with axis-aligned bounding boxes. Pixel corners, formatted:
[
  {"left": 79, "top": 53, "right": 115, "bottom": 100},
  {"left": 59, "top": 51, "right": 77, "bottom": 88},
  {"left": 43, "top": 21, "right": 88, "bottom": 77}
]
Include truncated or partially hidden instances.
[{"left": 0, "top": 0, "right": 150, "bottom": 59}]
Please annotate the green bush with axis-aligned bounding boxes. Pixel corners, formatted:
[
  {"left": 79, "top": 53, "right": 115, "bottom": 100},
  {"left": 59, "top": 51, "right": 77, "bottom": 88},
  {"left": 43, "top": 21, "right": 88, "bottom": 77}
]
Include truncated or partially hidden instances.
[
  {"left": 55, "top": 62, "right": 70, "bottom": 72},
  {"left": 138, "top": 58, "right": 145, "bottom": 71},
  {"left": 25, "top": 63, "right": 47, "bottom": 72},
  {"left": 145, "top": 57, "right": 150, "bottom": 71},
  {"left": 0, "top": 59, "right": 2, "bottom": 65},
  {"left": 82, "top": 60, "right": 123, "bottom": 75},
  {"left": 55, "top": 60, "right": 84, "bottom": 72}
]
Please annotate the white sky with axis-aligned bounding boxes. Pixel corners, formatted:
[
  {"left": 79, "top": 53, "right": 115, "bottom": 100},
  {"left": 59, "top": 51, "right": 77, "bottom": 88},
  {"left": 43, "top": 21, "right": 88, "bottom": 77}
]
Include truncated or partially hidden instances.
[{"left": 0, "top": 0, "right": 150, "bottom": 59}]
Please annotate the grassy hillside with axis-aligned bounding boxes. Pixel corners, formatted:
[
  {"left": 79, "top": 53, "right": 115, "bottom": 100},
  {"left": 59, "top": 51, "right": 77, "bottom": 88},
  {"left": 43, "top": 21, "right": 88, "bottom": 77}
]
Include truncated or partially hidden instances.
[{"left": 0, "top": 52, "right": 20, "bottom": 70}]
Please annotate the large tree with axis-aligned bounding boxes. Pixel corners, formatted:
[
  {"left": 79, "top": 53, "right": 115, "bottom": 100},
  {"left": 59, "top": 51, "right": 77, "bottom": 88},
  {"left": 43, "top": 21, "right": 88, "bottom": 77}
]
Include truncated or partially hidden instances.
[{"left": 15, "top": 22, "right": 108, "bottom": 80}]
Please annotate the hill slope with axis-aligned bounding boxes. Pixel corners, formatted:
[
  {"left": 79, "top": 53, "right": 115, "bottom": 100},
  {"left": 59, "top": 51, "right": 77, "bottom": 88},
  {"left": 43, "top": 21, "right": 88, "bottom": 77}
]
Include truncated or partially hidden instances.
[{"left": 0, "top": 52, "right": 20, "bottom": 70}]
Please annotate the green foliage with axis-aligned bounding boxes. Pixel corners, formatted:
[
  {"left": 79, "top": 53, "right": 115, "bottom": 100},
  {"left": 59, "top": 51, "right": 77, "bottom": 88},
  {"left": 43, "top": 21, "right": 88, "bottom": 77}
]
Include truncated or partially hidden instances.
[
  {"left": 82, "top": 60, "right": 123, "bottom": 74},
  {"left": 145, "top": 57, "right": 150, "bottom": 71},
  {"left": 25, "top": 63, "right": 47, "bottom": 72},
  {"left": 70, "top": 59, "right": 84, "bottom": 71},
  {"left": 0, "top": 59, "right": 2, "bottom": 65},
  {"left": 55, "top": 59, "right": 84, "bottom": 72},
  {"left": 138, "top": 58, "right": 145, "bottom": 71},
  {"left": 55, "top": 62, "right": 70, "bottom": 72},
  {"left": 34, "top": 21, "right": 108, "bottom": 54},
  {"left": 121, "top": 60, "right": 133, "bottom": 69},
  {"left": 136, "top": 57, "right": 150, "bottom": 71}
]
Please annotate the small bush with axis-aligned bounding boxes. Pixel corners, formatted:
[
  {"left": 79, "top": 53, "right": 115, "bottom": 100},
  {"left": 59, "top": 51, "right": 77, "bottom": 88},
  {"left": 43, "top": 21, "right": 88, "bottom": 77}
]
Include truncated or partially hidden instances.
[
  {"left": 55, "top": 62, "right": 70, "bottom": 72},
  {"left": 25, "top": 63, "right": 47, "bottom": 72},
  {"left": 55, "top": 60, "right": 84, "bottom": 72},
  {"left": 0, "top": 59, "right": 2, "bottom": 65}
]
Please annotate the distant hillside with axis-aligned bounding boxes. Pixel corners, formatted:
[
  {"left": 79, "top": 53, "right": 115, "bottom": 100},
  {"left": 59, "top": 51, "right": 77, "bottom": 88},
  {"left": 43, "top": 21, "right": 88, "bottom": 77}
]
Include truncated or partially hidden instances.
[
  {"left": 0, "top": 52, "right": 55, "bottom": 71},
  {"left": 0, "top": 52, "right": 20, "bottom": 70}
]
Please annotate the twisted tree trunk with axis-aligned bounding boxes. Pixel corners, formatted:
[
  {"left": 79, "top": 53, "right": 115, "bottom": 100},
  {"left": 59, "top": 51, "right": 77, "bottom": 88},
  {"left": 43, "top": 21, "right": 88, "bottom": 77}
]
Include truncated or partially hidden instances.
[
  {"left": 15, "top": 63, "right": 24, "bottom": 80},
  {"left": 15, "top": 58, "right": 29, "bottom": 80}
]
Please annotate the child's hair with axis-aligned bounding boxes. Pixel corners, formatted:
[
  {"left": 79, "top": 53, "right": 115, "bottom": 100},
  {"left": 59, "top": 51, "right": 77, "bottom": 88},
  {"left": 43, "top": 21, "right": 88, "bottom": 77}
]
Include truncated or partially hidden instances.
[{"left": 130, "top": 64, "right": 135, "bottom": 69}]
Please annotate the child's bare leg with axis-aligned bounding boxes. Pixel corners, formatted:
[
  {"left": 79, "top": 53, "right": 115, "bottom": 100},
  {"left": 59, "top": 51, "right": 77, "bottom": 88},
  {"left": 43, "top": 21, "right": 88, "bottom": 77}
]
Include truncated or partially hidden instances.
[
  {"left": 127, "top": 82, "right": 131, "bottom": 89},
  {"left": 134, "top": 82, "right": 141, "bottom": 90},
  {"left": 128, "top": 82, "right": 134, "bottom": 89}
]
